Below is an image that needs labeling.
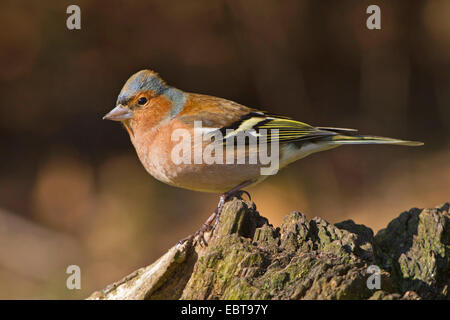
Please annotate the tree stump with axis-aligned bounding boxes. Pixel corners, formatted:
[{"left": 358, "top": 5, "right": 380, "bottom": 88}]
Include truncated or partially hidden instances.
[{"left": 88, "top": 199, "right": 449, "bottom": 300}]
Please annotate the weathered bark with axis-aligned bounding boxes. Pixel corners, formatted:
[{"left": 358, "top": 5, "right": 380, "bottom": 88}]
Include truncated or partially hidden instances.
[{"left": 88, "top": 199, "right": 449, "bottom": 300}]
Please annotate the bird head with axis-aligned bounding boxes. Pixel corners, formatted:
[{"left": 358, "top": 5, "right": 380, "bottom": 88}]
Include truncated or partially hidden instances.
[
  {"left": 103, "top": 69, "right": 187, "bottom": 137},
  {"left": 103, "top": 69, "right": 168, "bottom": 122}
]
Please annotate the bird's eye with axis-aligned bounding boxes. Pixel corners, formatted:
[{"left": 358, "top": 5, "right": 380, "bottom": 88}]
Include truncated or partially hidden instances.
[{"left": 137, "top": 97, "right": 148, "bottom": 105}]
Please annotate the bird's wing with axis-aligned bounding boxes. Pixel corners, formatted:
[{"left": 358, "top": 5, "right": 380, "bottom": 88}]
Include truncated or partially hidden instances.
[
  {"left": 177, "top": 94, "right": 339, "bottom": 144},
  {"left": 316, "top": 127, "right": 359, "bottom": 135},
  {"left": 177, "top": 93, "right": 254, "bottom": 128},
  {"left": 225, "top": 114, "right": 339, "bottom": 144}
]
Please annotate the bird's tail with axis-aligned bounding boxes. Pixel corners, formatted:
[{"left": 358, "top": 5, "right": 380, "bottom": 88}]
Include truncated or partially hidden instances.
[{"left": 329, "top": 134, "right": 423, "bottom": 146}]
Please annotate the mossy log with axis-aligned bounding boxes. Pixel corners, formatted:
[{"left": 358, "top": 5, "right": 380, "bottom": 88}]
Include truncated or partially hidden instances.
[{"left": 88, "top": 199, "right": 449, "bottom": 300}]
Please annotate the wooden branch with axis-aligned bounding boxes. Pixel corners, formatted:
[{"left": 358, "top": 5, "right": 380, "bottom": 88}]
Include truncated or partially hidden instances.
[{"left": 88, "top": 199, "right": 449, "bottom": 300}]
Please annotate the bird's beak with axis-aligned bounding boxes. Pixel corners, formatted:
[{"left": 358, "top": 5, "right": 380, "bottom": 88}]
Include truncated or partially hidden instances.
[{"left": 102, "top": 105, "right": 134, "bottom": 121}]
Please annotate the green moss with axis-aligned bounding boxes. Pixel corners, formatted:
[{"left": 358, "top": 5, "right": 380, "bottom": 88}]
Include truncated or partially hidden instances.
[
  {"left": 240, "top": 252, "right": 265, "bottom": 268},
  {"left": 284, "top": 259, "right": 314, "bottom": 281},
  {"left": 222, "top": 279, "right": 257, "bottom": 299}
]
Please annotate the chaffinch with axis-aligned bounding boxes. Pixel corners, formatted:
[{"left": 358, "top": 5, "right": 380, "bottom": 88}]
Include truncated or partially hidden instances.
[{"left": 103, "top": 69, "right": 423, "bottom": 243}]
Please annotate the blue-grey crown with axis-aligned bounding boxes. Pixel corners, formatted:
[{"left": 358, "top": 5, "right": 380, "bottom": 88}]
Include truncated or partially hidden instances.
[{"left": 117, "top": 70, "right": 168, "bottom": 105}]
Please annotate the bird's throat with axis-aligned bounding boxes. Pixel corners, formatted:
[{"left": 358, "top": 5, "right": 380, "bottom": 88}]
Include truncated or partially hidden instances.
[{"left": 122, "top": 120, "right": 134, "bottom": 138}]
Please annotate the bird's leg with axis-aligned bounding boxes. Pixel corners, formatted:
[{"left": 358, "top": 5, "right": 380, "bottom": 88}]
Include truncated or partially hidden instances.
[
  {"left": 177, "top": 210, "right": 217, "bottom": 246},
  {"left": 178, "top": 180, "right": 255, "bottom": 246},
  {"left": 210, "top": 181, "right": 254, "bottom": 235}
]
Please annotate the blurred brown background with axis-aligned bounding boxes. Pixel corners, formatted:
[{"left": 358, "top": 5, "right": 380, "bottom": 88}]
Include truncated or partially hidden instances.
[{"left": 0, "top": 0, "right": 449, "bottom": 299}]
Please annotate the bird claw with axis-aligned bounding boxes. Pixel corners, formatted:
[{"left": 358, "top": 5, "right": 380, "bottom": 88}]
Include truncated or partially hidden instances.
[
  {"left": 178, "top": 187, "right": 253, "bottom": 247},
  {"left": 177, "top": 222, "right": 213, "bottom": 247},
  {"left": 228, "top": 189, "right": 251, "bottom": 201},
  {"left": 176, "top": 234, "right": 194, "bottom": 246},
  {"left": 194, "top": 223, "right": 213, "bottom": 247},
  {"left": 199, "top": 189, "right": 252, "bottom": 241}
]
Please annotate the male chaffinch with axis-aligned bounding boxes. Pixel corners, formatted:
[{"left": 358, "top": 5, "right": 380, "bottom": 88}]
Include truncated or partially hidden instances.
[{"left": 103, "top": 69, "right": 423, "bottom": 244}]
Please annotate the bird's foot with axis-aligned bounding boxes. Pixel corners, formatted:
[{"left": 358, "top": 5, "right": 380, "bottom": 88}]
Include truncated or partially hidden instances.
[
  {"left": 177, "top": 211, "right": 217, "bottom": 247},
  {"left": 209, "top": 189, "right": 251, "bottom": 238},
  {"left": 177, "top": 184, "right": 254, "bottom": 247},
  {"left": 227, "top": 189, "right": 251, "bottom": 201},
  {"left": 192, "top": 222, "right": 214, "bottom": 247}
]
